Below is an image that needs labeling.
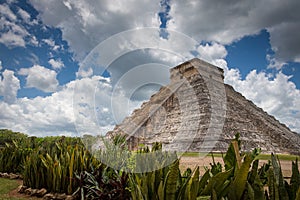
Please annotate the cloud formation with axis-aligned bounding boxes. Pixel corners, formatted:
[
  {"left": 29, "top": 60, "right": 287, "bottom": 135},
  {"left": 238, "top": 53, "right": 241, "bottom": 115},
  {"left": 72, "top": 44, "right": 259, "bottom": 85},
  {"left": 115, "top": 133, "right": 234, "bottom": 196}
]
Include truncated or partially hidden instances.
[
  {"left": 0, "top": 45, "right": 300, "bottom": 136},
  {"left": 0, "top": 74, "right": 139, "bottom": 136},
  {"left": 28, "top": 0, "right": 300, "bottom": 66},
  {"left": 42, "top": 39, "right": 61, "bottom": 51},
  {"left": 225, "top": 68, "right": 300, "bottom": 133},
  {"left": 0, "top": 80, "right": 75, "bottom": 136},
  {"left": 0, "top": 3, "right": 37, "bottom": 48},
  {"left": 0, "top": 0, "right": 299, "bottom": 137},
  {"left": 48, "top": 58, "right": 64, "bottom": 70},
  {"left": 30, "top": 0, "right": 161, "bottom": 59},
  {"left": 0, "top": 69, "right": 20, "bottom": 104},
  {"left": 167, "top": 0, "right": 300, "bottom": 63},
  {"left": 196, "top": 43, "right": 300, "bottom": 133},
  {"left": 19, "top": 65, "right": 59, "bottom": 92}
]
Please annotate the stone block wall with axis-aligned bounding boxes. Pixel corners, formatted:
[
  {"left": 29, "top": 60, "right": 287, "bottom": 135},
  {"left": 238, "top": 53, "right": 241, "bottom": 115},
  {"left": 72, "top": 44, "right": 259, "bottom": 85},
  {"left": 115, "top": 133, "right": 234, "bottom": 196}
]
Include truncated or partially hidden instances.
[{"left": 107, "top": 58, "right": 300, "bottom": 155}]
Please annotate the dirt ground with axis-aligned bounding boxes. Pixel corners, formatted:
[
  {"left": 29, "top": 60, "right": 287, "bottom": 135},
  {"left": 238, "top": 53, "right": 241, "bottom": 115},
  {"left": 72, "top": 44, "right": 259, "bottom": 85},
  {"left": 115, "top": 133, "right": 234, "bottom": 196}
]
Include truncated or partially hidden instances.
[
  {"left": 179, "top": 156, "right": 296, "bottom": 178},
  {"left": 6, "top": 180, "right": 40, "bottom": 200}
]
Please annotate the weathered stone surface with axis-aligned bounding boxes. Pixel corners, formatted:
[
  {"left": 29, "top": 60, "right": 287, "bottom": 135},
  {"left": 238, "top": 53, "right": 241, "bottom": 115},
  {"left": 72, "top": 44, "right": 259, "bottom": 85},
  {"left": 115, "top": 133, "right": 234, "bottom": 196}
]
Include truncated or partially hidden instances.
[
  {"left": 43, "top": 193, "right": 55, "bottom": 200},
  {"left": 36, "top": 188, "right": 48, "bottom": 197},
  {"left": 107, "top": 58, "right": 300, "bottom": 154},
  {"left": 24, "top": 188, "right": 32, "bottom": 195},
  {"left": 30, "top": 189, "right": 39, "bottom": 196},
  {"left": 18, "top": 187, "right": 70, "bottom": 200},
  {"left": 55, "top": 193, "right": 67, "bottom": 200},
  {"left": 0, "top": 172, "right": 22, "bottom": 179},
  {"left": 1, "top": 172, "right": 9, "bottom": 178},
  {"left": 9, "top": 173, "right": 19, "bottom": 179},
  {"left": 65, "top": 195, "right": 75, "bottom": 200},
  {"left": 17, "top": 185, "right": 27, "bottom": 193},
  {"left": 42, "top": 192, "right": 68, "bottom": 200}
]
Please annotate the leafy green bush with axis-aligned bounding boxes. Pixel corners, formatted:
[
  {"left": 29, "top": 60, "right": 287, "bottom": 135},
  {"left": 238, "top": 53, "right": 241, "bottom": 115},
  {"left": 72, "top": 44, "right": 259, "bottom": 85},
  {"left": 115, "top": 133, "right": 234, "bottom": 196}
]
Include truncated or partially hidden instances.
[
  {"left": 73, "top": 165, "right": 131, "bottom": 200},
  {"left": 0, "top": 129, "right": 27, "bottom": 147},
  {"left": 1, "top": 131, "right": 300, "bottom": 199},
  {"left": 23, "top": 138, "right": 100, "bottom": 194},
  {"left": 129, "top": 133, "right": 300, "bottom": 200},
  {"left": 0, "top": 139, "right": 33, "bottom": 173},
  {"left": 0, "top": 132, "right": 100, "bottom": 194}
]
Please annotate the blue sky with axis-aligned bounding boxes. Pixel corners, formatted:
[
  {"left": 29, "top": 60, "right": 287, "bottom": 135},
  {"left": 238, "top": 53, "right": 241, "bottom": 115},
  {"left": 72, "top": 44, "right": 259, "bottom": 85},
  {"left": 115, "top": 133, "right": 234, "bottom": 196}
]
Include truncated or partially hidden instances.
[{"left": 0, "top": 0, "right": 300, "bottom": 136}]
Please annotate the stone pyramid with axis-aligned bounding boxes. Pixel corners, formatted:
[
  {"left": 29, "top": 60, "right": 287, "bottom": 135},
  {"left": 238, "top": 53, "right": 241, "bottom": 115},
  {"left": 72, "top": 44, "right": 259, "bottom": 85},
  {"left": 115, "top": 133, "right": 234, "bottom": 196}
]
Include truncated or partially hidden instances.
[{"left": 107, "top": 58, "right": 300, "bottom": 155}]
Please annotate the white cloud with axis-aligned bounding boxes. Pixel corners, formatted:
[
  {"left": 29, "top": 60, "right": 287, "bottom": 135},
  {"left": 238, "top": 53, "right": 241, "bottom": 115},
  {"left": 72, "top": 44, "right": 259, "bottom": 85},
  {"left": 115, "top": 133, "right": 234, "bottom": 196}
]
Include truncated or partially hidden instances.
[
  {"left": 17, "top": 8, "right": 31, "bottom": 22},
  {"left": 0, "top": 4, "right": 17, "bottom": 22},
  {"left": 266, "top": 54, "right": 287, "bottom": 70},
  {"left": 190, "top": 43, "right": 300, "bottom": 134},
  {"left": 0, "top": 0, "right": 298, "bottom": 136},
  {"left": 28, "top": 0, "right": 300, "bottom": 63},
  {"left": 42, "top": 39, "right": 55, "bottom": 46},
  {"left": 42, "top": 38, "right": 60, "bottom": 51},
  {"left": 29, "top": 0, "right": 300, "bottom": 64},
  {"left": 0, "top": 60, "right": 2, "bottom": 71},
  {"left": 225, "top": 68, "right": 300, "bottom": 133},
  {"left": 0, "top": 3, "right": 31, "bottom": 48},
  {"left": 1, "top": 60, "right": 300, "bottom": 137},
  {"left": 0, "top": 69, "right": 20, "bottom": 104},
  {"left": 30, "top": 0, "right": 161, "bottom": 59},
  {"left": 76, "top": 67, "right": 93, "bottom": 78},
  {"left": 48, "top": 58, "right": 64, "bottom": 70},
  {"left": 167, "top": 0, "right": 300, "bottom": 64},
  {"left": 29, "top": 35, "right": 39, "bottom": 46},
  {"left": 0, "top": 75, "right": 127, "bottom": 136},
  {"left": 197, "top": 43, "right": 228, "bottom": 63},
  {"left": 0, "top": 31, "right": 26, "bottom": 47},
  {"left": 0, "top": 82, "right": 75, "bottom": 136},
  {"left": 19, "top": 65, "right": 59, "bottom": 92}
]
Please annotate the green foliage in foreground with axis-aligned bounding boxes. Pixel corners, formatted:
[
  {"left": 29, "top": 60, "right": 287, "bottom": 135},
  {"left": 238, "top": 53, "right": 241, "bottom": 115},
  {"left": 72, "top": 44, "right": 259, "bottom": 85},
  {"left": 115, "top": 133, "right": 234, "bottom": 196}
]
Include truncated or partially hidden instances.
[
  {"left": 0, "top": 135, "right": 100, "bottom": 194},
  {"left": 1, "top": 131, "right": 300, "bottom": 200},
  {"left": 0, "top": 129, "right": 27, "bottom": 147},
  {"left": 73, "top": 133, "right": 300, "bottom": 200},
  {"left": 23, "top": 139, "right": 100, "bottom": 194}
]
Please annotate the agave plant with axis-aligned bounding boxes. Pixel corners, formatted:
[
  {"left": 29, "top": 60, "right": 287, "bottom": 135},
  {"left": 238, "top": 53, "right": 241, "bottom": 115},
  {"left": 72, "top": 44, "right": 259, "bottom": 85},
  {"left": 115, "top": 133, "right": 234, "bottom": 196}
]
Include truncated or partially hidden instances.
[
  {"left": 73, "top": 164, "right": 131, "bottom": 200},
  {"left": 0, "top": 139, "right": 32, "bottom": 173},
  {"left": 22, "top": 137, "right": 100, "bottom": 194}
]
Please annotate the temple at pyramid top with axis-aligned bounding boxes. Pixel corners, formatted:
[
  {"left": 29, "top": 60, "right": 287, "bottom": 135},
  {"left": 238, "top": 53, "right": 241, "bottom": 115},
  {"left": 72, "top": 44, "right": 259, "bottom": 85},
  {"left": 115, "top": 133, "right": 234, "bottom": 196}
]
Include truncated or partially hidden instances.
[
  {"left": 170, "top": 58, "right": 224, "bottom": 84},
  {"left": 107, "top": 58, "right": 300, "bottom": 155}
]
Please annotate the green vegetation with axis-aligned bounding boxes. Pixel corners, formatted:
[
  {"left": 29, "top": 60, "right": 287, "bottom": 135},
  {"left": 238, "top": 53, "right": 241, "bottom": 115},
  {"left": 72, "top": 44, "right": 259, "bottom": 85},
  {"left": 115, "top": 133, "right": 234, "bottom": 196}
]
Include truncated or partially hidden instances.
[
  {"left": 182, "top": 152, "right": 223, "bottom": 157},
  {"left": 23, "top": 138, "right": 100, "bottom": 194},
  {"left": 0, "top": 134, "right": 100, "bottom": 194},
  {"left": 0, "top": 178, "right": 19, "bottom": 196},
  {"left": 0, "top": 178, "right": 39, "bottom": 200},
  {"left": 1, "top": 130, "right": 300, "bottom": 199},
  {"left": 0, "top": 129, "right": 27, "bottom": 147},
  {"left": 74, "top": 134, "right": 300, "bottom": 200},
  {"left": 256, "top": 153, "right": 300, "bottom": 161}
]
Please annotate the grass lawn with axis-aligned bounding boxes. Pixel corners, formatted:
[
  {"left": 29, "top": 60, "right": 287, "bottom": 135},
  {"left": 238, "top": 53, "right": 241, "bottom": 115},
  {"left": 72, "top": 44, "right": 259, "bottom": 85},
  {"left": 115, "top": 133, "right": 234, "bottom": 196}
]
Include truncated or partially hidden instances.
[
  {"left": 256, "top": 153, "right": 300, "bottom": 161},
  {"left": 0, "top": 178, "right": 38, "bottom": 200},
  {"left": 181, "top": 152, "right": 224, "bottom": 157}
]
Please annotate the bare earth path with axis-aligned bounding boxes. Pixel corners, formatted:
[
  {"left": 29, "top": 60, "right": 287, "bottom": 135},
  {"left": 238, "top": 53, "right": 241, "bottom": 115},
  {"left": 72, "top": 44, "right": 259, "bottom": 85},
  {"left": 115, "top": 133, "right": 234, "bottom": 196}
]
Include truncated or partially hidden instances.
[
  {"left": 8, "top": 187, "right": 40, "bottom": 200},
  {"left": 180, "top": 156, "right": 295, "bottom": 178},
  {"left": 1, "top": 179, "right": 40, "bottom": 200}
]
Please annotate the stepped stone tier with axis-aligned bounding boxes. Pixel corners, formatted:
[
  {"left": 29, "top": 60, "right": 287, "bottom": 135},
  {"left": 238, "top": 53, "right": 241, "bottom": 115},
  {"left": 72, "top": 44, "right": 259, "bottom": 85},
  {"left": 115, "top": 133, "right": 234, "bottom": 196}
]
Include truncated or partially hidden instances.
[{"left": 107, "top": 58, "right": 300, "bottom": 155}]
